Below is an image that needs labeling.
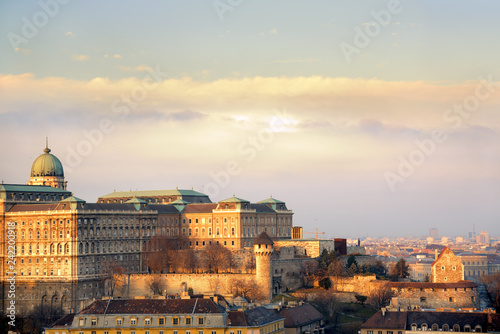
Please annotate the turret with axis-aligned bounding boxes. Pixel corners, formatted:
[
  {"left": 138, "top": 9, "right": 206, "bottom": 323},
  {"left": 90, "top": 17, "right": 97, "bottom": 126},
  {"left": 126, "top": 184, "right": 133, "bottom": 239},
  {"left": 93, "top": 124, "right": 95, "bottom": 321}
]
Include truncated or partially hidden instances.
[{"left": 253, "top": 232, "right": 274, "bottom": 302}]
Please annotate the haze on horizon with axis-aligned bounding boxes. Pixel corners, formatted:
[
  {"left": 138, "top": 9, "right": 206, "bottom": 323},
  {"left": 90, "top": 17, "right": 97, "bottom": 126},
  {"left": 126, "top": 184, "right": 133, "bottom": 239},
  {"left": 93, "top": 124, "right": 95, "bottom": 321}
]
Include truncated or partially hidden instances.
[{"left": 1, "top": 1, "right": 500, "bottom": 239}]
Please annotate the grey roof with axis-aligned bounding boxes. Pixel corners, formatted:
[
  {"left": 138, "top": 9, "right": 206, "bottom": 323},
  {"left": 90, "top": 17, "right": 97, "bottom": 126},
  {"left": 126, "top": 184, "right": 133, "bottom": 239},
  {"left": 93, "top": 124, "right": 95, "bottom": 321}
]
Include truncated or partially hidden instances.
[
  {"left": 0, "top": 183, "right": 71, "bottom": 194},
  {"left": 78, "top": 298, "right": 222, "bottom": 315},
  {"left": 406, "top": 311, "right": 489, "bottom": 330},
  {"left": 279, "top": 304, "right": 324, "bottom": 327},
  {"left": 228, "top": 307, "right": 283, "bottom": 327},
  {"left": 254, "top": 232, "right": 274, "bottom": 245},
  {"left": 99, "top": 189, "right": 209, "bottom": 198}
]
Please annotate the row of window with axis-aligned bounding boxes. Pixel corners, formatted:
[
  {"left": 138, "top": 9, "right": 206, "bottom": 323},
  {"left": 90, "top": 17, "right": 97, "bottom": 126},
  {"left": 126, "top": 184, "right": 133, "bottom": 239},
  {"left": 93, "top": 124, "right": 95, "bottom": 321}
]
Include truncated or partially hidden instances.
[
  {"left": 19, "top": 229, "right": 71, "bottom": 239},
  {"left": 81, "top": 316, "right": 206, "bottom": 327},
  {"left": 17, "top": 243, "right": 69, "bottom": 255}
]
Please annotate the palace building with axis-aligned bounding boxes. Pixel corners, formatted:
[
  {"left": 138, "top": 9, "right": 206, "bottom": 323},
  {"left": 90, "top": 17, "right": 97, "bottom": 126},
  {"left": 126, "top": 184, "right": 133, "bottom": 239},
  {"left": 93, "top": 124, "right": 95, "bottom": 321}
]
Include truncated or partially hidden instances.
[{"left": 0, "top": 144, "right": 294, "bottom": 314}]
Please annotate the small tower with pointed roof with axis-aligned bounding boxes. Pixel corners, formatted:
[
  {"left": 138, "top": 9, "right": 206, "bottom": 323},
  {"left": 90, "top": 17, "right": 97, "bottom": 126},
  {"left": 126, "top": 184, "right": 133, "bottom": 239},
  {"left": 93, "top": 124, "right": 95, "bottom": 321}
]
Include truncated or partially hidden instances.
[{"left": 254, "top": 231, "right": 274, "bottom": 302}]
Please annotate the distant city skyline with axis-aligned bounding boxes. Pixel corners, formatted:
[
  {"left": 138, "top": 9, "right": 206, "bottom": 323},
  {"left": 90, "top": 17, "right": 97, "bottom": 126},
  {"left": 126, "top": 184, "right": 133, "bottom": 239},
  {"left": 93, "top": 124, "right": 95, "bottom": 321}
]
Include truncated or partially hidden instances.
[{"left": 1, "top": 1, "right": 500, "bottom": 238}]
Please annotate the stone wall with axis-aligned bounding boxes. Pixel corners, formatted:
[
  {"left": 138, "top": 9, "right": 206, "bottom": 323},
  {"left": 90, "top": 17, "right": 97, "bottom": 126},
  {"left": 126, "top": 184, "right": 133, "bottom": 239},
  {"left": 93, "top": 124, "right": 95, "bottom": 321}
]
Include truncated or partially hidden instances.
[
  {"left": 329, "top": 275, "right": 479, "bottom": 309},
  {"left": 124, "top": 273, "right": 256, "bottom": 298}
]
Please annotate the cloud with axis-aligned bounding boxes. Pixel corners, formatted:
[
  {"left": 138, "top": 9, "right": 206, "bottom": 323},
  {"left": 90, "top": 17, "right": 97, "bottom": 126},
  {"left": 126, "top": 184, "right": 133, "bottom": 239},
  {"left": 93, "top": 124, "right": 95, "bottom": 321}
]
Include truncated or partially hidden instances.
[
  {"left": 118, "top": 65, "right": 151, "bottom": 72},
  {"left": 65, "top": 32, "right": 75, "bottom": 37},
  {"left": 274, "top": 58, "right": 322, "bottom": 64},
  {"left": 260, "top": 28, "right": 278, "bottom": 35},
  {"left": 113, "top": 54, "right": 122, "bottom": 59},
  {"left": 167, "top": 110, "right": 207, "bottom": 122},
  {"left": 15, "top": 48, "right": 31, "bottom": 55},
  {"left": 72, "top": 54, "right": 89, "bottom": 61}
]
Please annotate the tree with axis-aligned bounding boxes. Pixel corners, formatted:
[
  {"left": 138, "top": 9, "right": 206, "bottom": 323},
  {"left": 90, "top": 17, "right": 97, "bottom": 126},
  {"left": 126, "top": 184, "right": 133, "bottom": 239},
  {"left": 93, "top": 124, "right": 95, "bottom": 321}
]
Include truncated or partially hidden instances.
[
  {"left": 310, "top": 291, "right": 340, "bottom": 328},
  {"left": 229, "top": 277, "right": 266, "bottom": 301},
  {"left": 389, "top": 258, "right": 409, "bottom": 280},
  {"left": 370, "top": 260, "right": 387, "bottom": 277},
  {"left": 370, "top": 283, "right": 395, "bottom": 309},
  {"left": 301, "top": 260, "right": 319, "bottom": 287},
  {"left": 328, "top": 258, "right": 347, "bottom": 291},
  {"left": 200, "top": 243, "right": 233, "bottom": 273},
  {"left": 355, "top": 294, "right": 368, "bottom": 305},
  {"left": 101, "top": 259, "right": 127, "bottom": 296},
  {"left": 146, "top": 274, "right": 166, "bottom": 295},
  {"left": 346, "top": 254, "right": 359, "bottom": 276},
  {"left": 479, "top": 273, "right": 500, "bottom": 312}
]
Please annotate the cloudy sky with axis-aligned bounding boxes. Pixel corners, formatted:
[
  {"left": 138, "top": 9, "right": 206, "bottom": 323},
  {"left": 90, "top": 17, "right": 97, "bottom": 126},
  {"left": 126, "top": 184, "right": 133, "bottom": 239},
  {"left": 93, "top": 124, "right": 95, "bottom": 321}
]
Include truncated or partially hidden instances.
[{"left": 1, "top": 1, "right": 500, "bottom": 239}]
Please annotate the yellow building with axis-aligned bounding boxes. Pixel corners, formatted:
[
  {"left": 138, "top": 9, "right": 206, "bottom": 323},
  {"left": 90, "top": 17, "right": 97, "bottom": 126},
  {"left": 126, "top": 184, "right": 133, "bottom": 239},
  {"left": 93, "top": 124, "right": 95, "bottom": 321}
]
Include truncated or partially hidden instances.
[
  {"left": 0, "top": 144, "right": 295, "bottom": 315},
  {"left": 45, "top": 297, "right": 285, "bottom": 334}
]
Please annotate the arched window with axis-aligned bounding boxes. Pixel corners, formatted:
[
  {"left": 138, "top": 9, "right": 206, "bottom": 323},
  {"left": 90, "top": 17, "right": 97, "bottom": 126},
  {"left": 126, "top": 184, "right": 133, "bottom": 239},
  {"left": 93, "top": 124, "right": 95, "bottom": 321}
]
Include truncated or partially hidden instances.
[
  {"left": 231, "top": 227, "right": 235, "bottom": 235},
  {"left": 411, "top": 324, "right": 417, "bottom": 331},
  {"left": 432, "top": 324, "right": 439, "bottom": 331},
  {"left": 442, "top": 324, "right": 449, "bottom": 331},
  {"left": 464, "top": 325, "right": 471, "bottom": 332},
  {"left": 453, "top": 325, "right": 460, "bottom": 332},
  {"left": 475, "top": 326, "right": 482, "bottom": 333},
  {"left": 422, "top": 324, "right": 428, "bottom": 331}
]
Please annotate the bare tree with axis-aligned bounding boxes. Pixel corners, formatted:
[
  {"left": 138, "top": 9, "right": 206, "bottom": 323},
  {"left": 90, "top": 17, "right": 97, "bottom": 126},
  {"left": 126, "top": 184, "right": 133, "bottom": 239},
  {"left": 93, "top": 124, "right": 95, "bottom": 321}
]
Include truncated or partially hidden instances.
[
  {"left": 244, "top": 251, "right": 256, "bottom": 273},
  {"left": 310, "top": 290, "right": 340, "bottom": 328},
  {"left": 301, "top": 260, "right": 319, "bottom": 287},
  {"left": 328, "top": 258, "right": 346, "bottom": 291},
  {"left": 101, "top": 259, "right": 127, "bottom": 296},
  {"left": 146, "top": 274, "right": 166, "bottom": 296},
  {"left": 479, "top": 273, "right": 500, "bottom": 312},
  {"left": 229, "top": 277, "right": 266, "bottom": 301},
  {"left": 201, "top": 243, "right": 233, "bottom": 273},
  {"left": 370, "top": 283, "right": 395, "bottom": 309}
]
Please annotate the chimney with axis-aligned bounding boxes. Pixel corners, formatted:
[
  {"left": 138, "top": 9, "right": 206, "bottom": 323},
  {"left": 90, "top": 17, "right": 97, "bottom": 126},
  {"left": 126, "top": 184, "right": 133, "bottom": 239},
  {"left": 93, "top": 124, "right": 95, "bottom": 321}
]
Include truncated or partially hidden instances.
[
  {"left": 381, "top": 307, "right": 386, "bottom": 317},
  {"left": 435, "top": 249, "right": 438, "bottom": 260}
]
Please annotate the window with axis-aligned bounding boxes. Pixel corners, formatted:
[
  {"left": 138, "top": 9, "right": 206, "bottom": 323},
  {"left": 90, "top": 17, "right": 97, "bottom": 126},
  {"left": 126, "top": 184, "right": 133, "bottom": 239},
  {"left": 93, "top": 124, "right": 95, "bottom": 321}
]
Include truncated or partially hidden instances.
[
  {"left": 145, "top": 317, "right": 151, "bottom": 325},
  {"left": 212, "top": 331, "right": 217, "bottom": 334},
  {"left": 422, "top": 324, "right": 428, "bottom": 331},
  {"left": 442, "top": 325, "right": 449, "bottom": 331},
  {"left": 453, "top": 325, "right": 460, "bottom": 332},
  {"left": 79, "top": 318, "right": 85, "bottom": 326},
  {"left": 160, "top": 331, "right": 164, "bottom": 334},
  {"left": 91, "top": 318, "right": 97, "bottom": 326},
  {"left": 130, "top": 318, "right": 136, "bottom": 325},
  {"left": 432, "top": 324, "right": 438, "bottom": 331},
  {"left": 186, "top": 331, "right": 191, "bottom": 334},
  {"left": 411, "top": 324, "right": 417, "bottom": 331},
  {"left": 116, "top": 318, "right": 122, "bottom": 326},
  {"left": 387, "top": 331, "right": 393, "bottom": 334},
  {"left": 449, "top": 297, "right": 455, "bottom": 302},
  {"left": 475, "top": 326, "right": 482, "bottom": 333},
  {"left": 173, "top": 317, "right": 179, "bottom": 325},
  {"left": 174, "top": 331, "right": 178, "bottom": 334},
  {"left": 420, "top": 297, "right": 426, "bottom": 302},
  {"left": 159, "top": 317, "right": 165, "bottom": 325},
  {"left": 441, "top": 266, "right": 445, "bottom": 270},
  {"left": 367, "top": 331, "right": 373, "bottom": 334},
  {"left": 198, "top": 317, "right": 204, "bottom": 325},
  {"left": 186, "top": 317, "right": 192, "bottom": 325}
]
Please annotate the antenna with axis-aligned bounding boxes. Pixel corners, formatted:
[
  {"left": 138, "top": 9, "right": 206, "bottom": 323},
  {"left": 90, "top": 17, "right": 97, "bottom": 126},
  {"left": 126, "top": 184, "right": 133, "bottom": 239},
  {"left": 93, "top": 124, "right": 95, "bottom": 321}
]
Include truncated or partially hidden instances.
[{"left": 46, "top": 136, "right": 48, "bottom": 149}]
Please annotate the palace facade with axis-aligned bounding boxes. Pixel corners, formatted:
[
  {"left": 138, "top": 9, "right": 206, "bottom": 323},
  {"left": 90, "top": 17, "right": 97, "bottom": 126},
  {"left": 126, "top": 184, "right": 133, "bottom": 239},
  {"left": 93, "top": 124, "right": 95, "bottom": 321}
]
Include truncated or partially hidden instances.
[{"left": 0, "top": 145, "right": 294, "bottom": 314}]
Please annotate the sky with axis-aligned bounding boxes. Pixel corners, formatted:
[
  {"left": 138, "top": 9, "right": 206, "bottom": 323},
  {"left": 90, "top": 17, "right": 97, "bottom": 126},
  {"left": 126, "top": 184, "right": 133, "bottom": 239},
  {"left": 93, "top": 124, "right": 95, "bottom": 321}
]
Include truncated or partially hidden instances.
[{"left": 1, "top": 0, "right": 500, "bottom": 239}]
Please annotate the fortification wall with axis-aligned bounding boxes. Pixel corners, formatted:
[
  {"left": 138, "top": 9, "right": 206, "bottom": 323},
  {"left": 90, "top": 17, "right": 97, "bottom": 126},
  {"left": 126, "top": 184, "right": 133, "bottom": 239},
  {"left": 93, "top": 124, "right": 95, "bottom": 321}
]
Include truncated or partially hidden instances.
[
  {"left": 125, "top": 273, "right": 256, "bottom": 298},
  {"left": 329, "top": 275, "right": 479, "bottom": 309}
]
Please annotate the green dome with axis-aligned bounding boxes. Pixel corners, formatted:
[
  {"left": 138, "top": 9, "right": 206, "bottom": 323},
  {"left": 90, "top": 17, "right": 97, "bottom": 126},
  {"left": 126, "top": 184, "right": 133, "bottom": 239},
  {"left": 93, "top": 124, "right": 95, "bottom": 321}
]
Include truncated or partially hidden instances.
[{"left": 30, "top": 147, "right": 64, "bottom": 177}]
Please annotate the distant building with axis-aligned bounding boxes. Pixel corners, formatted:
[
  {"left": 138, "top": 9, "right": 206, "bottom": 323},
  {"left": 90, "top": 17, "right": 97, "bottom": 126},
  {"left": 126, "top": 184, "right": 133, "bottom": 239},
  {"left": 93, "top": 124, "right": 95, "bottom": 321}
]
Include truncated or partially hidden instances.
[
  {"left": 477, "top": 231, "right": 490, "bottom": 245},
  {"left": 457, "top": 253, "right": 489, "bottom": 279},
  {"left": 429, "top": 228, "right": 439, "bottom": 240}
]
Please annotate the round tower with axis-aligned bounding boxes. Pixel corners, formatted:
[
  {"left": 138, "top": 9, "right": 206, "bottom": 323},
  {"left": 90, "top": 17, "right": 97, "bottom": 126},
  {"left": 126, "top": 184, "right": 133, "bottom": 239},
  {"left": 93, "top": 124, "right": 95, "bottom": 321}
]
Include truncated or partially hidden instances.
[{"left": 254, "top": 231, "right": 274, "bottom": 302}]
